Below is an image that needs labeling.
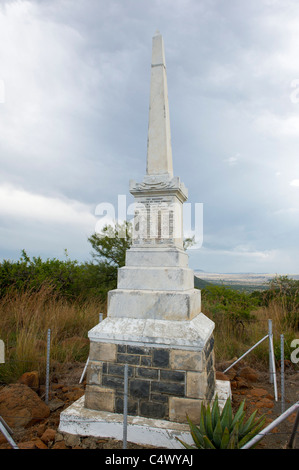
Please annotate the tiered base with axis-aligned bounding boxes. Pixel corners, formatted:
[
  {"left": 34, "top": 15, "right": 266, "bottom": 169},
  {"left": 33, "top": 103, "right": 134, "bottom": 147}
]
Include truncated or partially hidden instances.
[
  {"left": 58, "top": 313, "right": 231, "bottom": 448},
  {"left": 83, "top": 314, "right": 216, "bottom": 422}
]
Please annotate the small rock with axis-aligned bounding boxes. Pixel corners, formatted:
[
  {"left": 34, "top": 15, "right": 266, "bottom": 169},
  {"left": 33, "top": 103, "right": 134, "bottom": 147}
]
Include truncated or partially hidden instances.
[
  {"left": 97, "top": 439, "right": 108, "bottom": 444},
  {"left": 235, "top": 376, "right": 250, "bottom": 388},
  {"left": 224, "top": 368, "right": 237, "bottom": 380},
  {"left": 52, "top": 441, "right": 68, "bottom": 449},
  {"left": 216, "top": 371, "right": 230, "bottom": 381},
  {"left": 64, "top": 433, "right": 81, "bottom": 447},
  {"left": 54, "top": 432, "right": 64, "bottom": 442},
  {"left": 18, "top": 371, "right": 39, "bottom": 391},
  {"left": 48, "top": 398, "right": 65, "bottom": 411},
  {"left": 278, "top": 359, "right": 293, "bottom": 369},
  {"left": 238, "top": 366, "right": 259, "bottom": 382},
  {"left": 18, "top": 441, "right": 38, "bottom": 449},
  {"left": 36, "top": 423, "right": 47, "bottom": 437},
  {"left": 41, "top": 428, "right": 56, "bottom": 444},
  {"left": 64, "top": 390, "right": 84, "bottom": 402},
  {"left": 0, "top": 383, "right": 50, "bottom": 428},
  {"left": 81, "top": 437, "right": 97, "bottom": 449},
  {"left": 266, "top": 394, "right": 274, "bottom": 400},
  {"left": 33, "top": 439, "right": 48, "bottom": 449}
]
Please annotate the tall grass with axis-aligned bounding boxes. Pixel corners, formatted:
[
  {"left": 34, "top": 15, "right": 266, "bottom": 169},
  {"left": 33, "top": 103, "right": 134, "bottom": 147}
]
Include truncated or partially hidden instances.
[
  {"left": 0, "top": 281, "right": 298, "bottom": 384},
  {"left": 205, "top": 298, "right": 299, "bottom": 368},
  {"left": 0, "top": 284, "right": 105, "bottom": 384}
]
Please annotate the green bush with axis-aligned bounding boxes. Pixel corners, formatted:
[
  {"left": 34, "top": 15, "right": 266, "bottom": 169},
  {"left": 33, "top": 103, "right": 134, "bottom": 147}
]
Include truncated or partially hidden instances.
[
  {"left": 178, "top": 395, "right": 265, "bottom": 449},
  {"left": 0, "top": 250, "right": 84, "bottom": 299},
  {"left": 262, "top": 276, "right": 299, "bottom": 329},
  {"left": 201, "top": 285, "right": 259, "bottom": 323}
]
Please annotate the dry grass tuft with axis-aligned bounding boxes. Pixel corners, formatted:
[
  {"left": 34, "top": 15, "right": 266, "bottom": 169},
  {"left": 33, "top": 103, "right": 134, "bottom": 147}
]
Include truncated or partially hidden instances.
[
  {"left": 205, "top": 300, "right": 299, "bottom": 369},
  {"left": 0, "top": 284, "right": 105, "bottom": 383}
]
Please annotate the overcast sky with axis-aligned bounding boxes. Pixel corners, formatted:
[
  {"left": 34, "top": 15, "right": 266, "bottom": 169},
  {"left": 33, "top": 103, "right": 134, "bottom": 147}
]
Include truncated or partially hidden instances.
[{"left": 0, "top": 0, "right": 299, "bottom": 274}]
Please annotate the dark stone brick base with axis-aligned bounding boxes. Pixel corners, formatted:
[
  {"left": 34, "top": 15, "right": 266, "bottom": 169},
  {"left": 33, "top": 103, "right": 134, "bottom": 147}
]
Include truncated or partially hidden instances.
[{"left": 84, "top": 336, "right": 216, "bottom": 424}]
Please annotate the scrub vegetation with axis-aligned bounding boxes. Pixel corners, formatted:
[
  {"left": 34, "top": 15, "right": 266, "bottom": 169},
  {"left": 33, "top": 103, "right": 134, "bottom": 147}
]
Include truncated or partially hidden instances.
[{"left": 0, "top": 223, "right": 298, "bottom": 384}]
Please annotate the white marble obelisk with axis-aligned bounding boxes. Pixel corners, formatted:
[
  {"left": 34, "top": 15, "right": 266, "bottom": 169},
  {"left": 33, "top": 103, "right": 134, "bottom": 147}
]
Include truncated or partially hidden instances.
[
  {"left": 111, "top": 31, "right": 199, "bottom": 318},
  {"left": 147, "top": 31, "right": 173, "bottom": 177},
  {"left": 59, "top": 32, "right": 230, "bottom": 449}
]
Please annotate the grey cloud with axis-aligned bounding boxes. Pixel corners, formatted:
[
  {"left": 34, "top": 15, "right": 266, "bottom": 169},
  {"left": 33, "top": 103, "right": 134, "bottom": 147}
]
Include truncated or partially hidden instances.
[{"left": 0, "top": 0, "right": 298, "bottom": 272}]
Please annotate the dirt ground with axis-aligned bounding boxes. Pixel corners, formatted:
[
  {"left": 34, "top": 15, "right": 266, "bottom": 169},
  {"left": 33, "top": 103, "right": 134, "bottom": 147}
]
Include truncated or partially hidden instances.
[
  {"left": 1, "top": 359, "right": 298, "bottom": 451},
  {"left": 225, "top": 361, "right": 299, "bottom": 450}
]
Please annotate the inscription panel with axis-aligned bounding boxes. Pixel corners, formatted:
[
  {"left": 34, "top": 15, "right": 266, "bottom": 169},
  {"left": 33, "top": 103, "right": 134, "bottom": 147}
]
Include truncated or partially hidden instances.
[{"left": 132, "top": 195, "right": 183, "bottom": 247}]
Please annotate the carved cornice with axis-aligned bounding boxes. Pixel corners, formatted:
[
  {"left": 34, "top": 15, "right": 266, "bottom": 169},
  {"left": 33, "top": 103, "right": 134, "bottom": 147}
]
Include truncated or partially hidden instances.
[{"left": 129, "top": 176, "right": 188, "bottom": 202}]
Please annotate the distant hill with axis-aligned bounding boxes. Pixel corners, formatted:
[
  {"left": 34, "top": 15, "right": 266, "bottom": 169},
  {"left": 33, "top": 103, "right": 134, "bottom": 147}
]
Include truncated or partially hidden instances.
[
  {"left": 194, "top": 272, "right": 299, "bottom": 292},
  {"left": 194, "top": 272, "right": 272, "bottom": 293}
]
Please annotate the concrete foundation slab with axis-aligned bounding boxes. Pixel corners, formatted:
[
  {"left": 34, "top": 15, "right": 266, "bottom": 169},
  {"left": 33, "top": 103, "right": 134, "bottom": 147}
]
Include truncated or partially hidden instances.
[{"left": 59, "top": 380, "right": 231, "bottom": 449}]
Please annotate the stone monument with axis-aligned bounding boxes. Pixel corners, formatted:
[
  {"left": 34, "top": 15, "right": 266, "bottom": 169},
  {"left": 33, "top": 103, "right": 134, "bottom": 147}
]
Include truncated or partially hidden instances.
[{"left": 59, "top": 31, "right": 230, "bottom": 449}]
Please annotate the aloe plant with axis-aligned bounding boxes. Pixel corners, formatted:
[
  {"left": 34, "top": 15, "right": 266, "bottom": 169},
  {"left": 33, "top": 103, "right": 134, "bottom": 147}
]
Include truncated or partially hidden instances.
[{"left": 178, "top": 395, "right": 265, "bottom": 449}]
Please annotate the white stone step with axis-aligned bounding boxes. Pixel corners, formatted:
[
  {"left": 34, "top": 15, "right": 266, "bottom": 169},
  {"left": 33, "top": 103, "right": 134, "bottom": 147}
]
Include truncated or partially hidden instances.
[
  {"left": 125, "top": 247, "right": 189, "bottom": 267},
  {"left": 117, "top": 266, "right": 194, "bottom": 291},
  {"left": 107, "top": 288, "right": 201, "bottom": 321}
]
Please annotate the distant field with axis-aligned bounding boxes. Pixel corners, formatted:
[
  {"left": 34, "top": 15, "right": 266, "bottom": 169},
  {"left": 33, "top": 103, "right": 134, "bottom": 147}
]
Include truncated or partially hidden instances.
[{"left": 194, "top": 272, "right": 299, "bottom": 292}]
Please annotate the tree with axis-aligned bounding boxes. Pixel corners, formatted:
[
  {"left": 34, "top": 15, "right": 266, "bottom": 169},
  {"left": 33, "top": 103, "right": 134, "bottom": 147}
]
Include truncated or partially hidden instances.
[
  {"left": 88, "top": 221, "right": 195, "bottom": 269},
  {"left": 88, "top": 221, "right": 132, "bottom": 268},
  {"left": 85, "top": 221, "right": 132, "bottom": 299}
]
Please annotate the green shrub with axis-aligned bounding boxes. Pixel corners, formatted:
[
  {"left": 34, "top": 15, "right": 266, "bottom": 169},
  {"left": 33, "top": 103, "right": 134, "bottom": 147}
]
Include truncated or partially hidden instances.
[
  {"left": 201, "top": 285, "right": 259, "bottom": 323},
  {"left": 262, "top": 276, "right": 299, "bottom": 329},
  {"left": 178, "top": 396, "right": 265, "bottom": 449}
]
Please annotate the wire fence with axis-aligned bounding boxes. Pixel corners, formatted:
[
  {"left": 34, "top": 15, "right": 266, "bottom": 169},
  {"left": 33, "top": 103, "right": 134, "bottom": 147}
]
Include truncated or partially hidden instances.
[{"left": 0, "top": 315, "right": 298, "bottom": 449}]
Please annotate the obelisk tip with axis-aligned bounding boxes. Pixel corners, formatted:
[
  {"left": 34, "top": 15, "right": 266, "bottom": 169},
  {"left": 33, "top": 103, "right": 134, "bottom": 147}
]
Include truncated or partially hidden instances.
[{"left": 147, "top": 33, "right": 173, "bottom": 177}]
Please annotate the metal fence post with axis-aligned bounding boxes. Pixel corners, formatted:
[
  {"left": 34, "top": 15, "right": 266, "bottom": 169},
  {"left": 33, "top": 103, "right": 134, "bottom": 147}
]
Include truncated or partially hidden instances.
[
  {"left": 223, "top": 335, "right": 269, "bottom": 374},
  {"left": 281, "top": 334, "right": 285, "bottom": 413},
  {"left": 287, "top": 408, "right": 299, "bottom": 449},
  {"left": 79, "top": 313, "right": 103, "bottom": 384},
  {"left": 268, "top": 320, "right": 278, "bottom": 401},
  {"left": 241, "top": 401, "right": 299, "bottom": 449},
  {"left": 268, "top": 319, "right": 273, "bottom": 384},
  {"left": 0, "top": 340, "right": 18, "bottom": 448},
  {"left": 123, "top": 363, "right": 128, "bottom": 449},
  {"left": 79, "top": 357, "right": 89, "bottom": 384},
  {"left": 45, "top": 328, "right": 51, "bottom": 405},
  {"left": 0, "top": 417, "right": 19, "bottom": 449}
]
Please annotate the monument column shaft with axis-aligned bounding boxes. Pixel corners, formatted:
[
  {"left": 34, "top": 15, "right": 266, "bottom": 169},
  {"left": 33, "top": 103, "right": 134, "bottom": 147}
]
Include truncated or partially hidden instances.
[{"left": 147, "top": 32, "right": 173, "bottom": 177}]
